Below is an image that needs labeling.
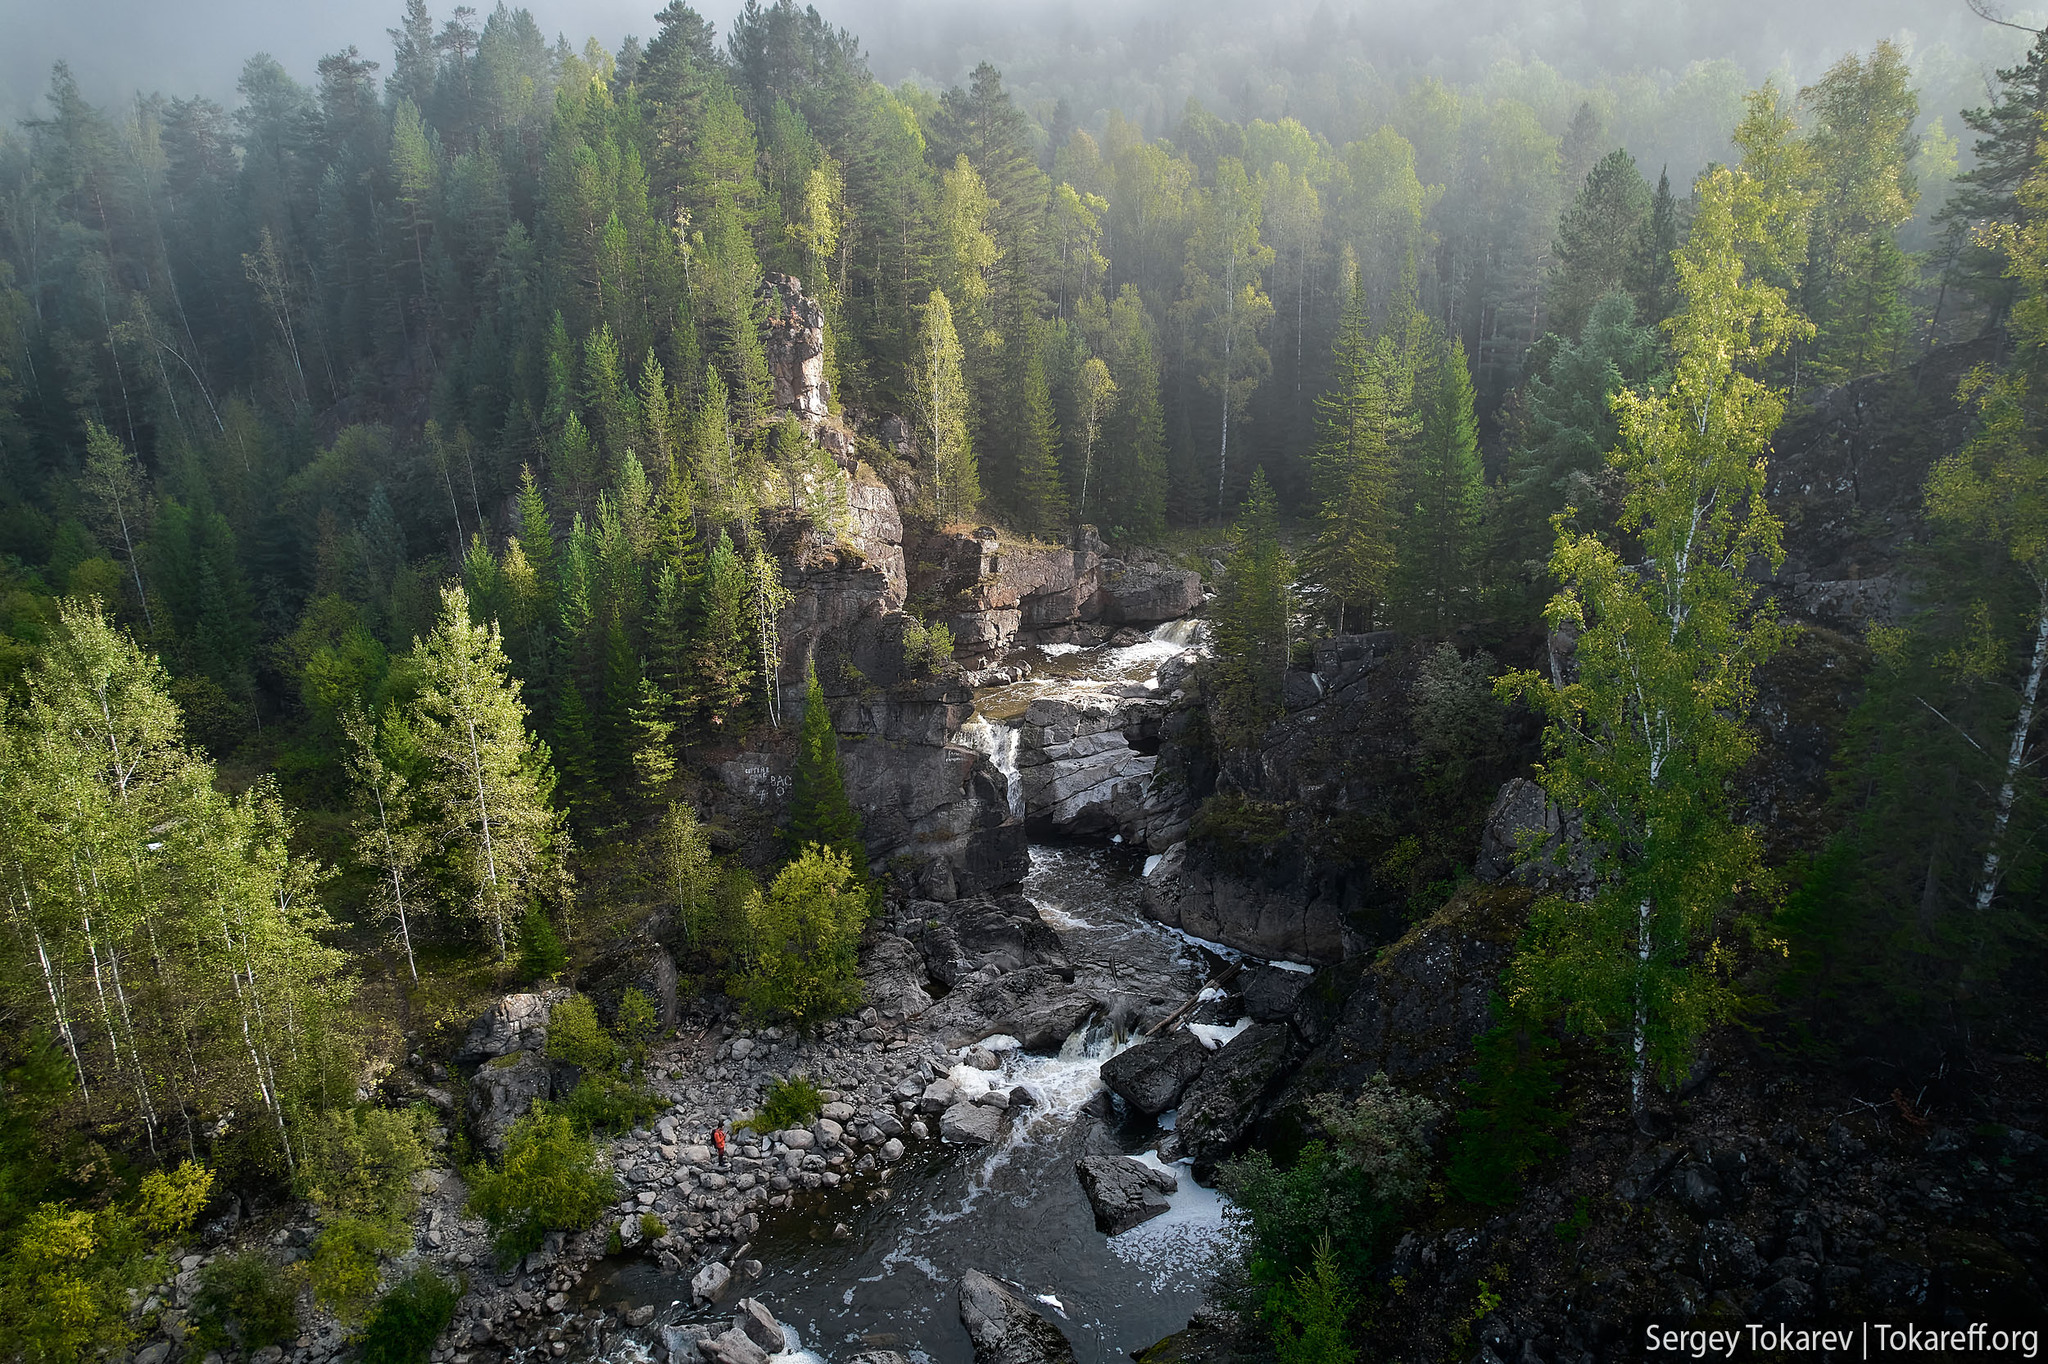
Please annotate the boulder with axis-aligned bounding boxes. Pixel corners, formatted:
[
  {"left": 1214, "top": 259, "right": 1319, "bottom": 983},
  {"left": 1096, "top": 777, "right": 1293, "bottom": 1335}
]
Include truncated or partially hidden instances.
[
  {"left": 860, "top": 934, "right": 935, "bottom": 1019},
  {"left": 1473, "top": 778, "right": 1596, "bottom": 894},
  {"left": 925, "top": 966, "right": 1100, "bottom": 1050},
  {"left": 1141, "top": 843, "right": 1345, "bottom": 965},
  {"left": 913, "top": 895, "right": 1070, "bottom": 988},
  {"left": 734, "top": 1299, "right": 784, "bottom": 1354},
  {"left": 940, "top": 1100, "right": 1005, "bottom": 1146},
  {"left": 465, "top": 1050, "right": 553, "bottom": 1158},
  {"left": 1240, "top": 964, "right": 1314, "bottom": 1022},
  {"left": 455, "top": 994, "right": 553, "bottom": 1065},
  {"left": 957, "top": 1269, "right": 1079, "bottom": 1364},
  {"left": 703, "top": 1327, "right": 769, "bottom": 1364},
  {"left": 1099, "top": 1031, "right": 1211, "bottom": 1116},
  {"left": 692, "top": 1260, "right": 735, "bottom": 1305},
  {"left": 1172, "top": 1023, "right": 1297, "bottom": 1180},
  {"left": 1100, "top": 561, "right": 1203, "bottom": 626},
  {"left": 1074, "top": 1151, "right": 1178, "bottom": 1235}
]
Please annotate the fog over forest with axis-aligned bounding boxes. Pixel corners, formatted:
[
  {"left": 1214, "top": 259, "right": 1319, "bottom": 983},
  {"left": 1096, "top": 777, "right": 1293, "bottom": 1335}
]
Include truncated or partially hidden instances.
[
  {"left": 6, "top": 0, "right": 2048, "bottom": 1358},
  {"left": 1, "top": 0, "right": 2029, "bottom": 127}
]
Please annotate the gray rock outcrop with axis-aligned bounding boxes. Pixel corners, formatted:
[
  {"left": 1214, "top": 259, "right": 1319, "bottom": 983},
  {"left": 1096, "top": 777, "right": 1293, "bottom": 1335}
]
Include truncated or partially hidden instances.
[
  {"left": 1141, "top": 842, "right": 1346, "bottom": 965},
  {"left": 466, "top": 1050, "right": 555, "bottom": 1158},
  {"left": 957, "top": 1270, "right": 1078, "bottom": 1364},
  {"left": 455, "top": 993, "right": 554, "bottom": 1065},
  {"left": 1099, "top": 1031, "right": 1211, "bottom": 1115},
  {"left": 1171, "top": 1022, "right": 1298, "bottom": 1180},
  {"left": 1100, "top": 560, "right": 1203, "bottom": 625}
]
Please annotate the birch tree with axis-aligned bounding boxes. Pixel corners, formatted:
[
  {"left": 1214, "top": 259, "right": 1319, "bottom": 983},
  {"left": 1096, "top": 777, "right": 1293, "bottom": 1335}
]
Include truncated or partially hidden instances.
[
  {"left": 409, "top": 586, "right": 569, "bottom": 958},
  {"left": 1930, "top": 116, "right": 2048, "bottom": 915},
  {"left": 910, "top": 290, "right": 979, "bottom": 525},
  {"left": 1501, "top": 88, "right": 1809, "bottom": 1121},
  {"left": 341, "top": 708, "right": 428, "bottom": 982}
]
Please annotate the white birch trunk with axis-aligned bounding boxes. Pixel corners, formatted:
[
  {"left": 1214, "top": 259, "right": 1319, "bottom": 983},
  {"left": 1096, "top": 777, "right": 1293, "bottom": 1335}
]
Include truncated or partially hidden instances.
[{"left": 1975, "top": 586, "right": 2048, "bottom": 913}]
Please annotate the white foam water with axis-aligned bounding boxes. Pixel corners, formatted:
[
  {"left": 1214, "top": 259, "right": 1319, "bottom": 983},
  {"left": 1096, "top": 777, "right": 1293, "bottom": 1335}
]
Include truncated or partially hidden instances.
[{"left": 957, "top": 713, "right": 1024, "bottom": 817}]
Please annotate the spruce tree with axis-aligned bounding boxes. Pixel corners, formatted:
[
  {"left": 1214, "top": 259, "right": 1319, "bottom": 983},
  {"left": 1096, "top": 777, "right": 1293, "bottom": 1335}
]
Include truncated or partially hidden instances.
[
  {"left": 783, "top": 667, "right": 864, "bottom": 873},
  {"left": 1302, "top": 260, "right": 1400, "bottom": 633},
  {"left": 1210, "top": 469, "right": 1292, "bottom": 748},
  {"left": 691, "top": 530, "right": 755, "bottom": 736},
  {"left": 1544, "top": 149, "right": 1652, "bottom": 342},
  {"left": 1012, "top": 321, "right": 1068, "bottom": 537},
  {"left": 1391, "top": 337, "right": 1484, "bottom": 637}
]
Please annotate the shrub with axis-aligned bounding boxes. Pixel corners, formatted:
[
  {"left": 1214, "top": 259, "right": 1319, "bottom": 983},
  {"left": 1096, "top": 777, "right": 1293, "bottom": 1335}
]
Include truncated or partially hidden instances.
[
  {"left": 1447, "top": 1001, "right": 1564, "bottom": 1206},
  {"left": 1217, "top": 1075, "right": 1440, "bottom": 1325},
  {"left": 732, "top": 844, "right": 869, "bottom": 1028},
  {"left": 308, "top": 1215, "right": 406, "bottom": 1321},
  {"left": 358, "top": 1269, "right": 462, "bottom": 1364},
  {"left": 558, "top": 1072, "right": 662, "bottom": 1136},
  {"left": 296, "top": 1105, "right": 432, "bottom": 1226},
  {"left": 744, "top": 1075, "right": 823, "bottom": 1133},
  {"left": 616, "top": 987, "right": 659, "bottom": 1071},
  {"left": 191, "top": 1251, "right": 301, "bottom": 1354},
  {"left": 1267, "top": 1237, "right": 1358, "bottom": 1364},
  {"left": 466, "top": 1108, "right": 614, "bottom": 1260},
  {"left": 901, "top": 615, "right": 956, "bottom": 674},
  {"left": 515, "top": 907, "right": 567, "bottom": 981},
  {"left": 545, "top": 994, "right": 620, "bottom": 1071},
  {"left": 638, "top": 1213, "right": 668, "bottom": 1242}
]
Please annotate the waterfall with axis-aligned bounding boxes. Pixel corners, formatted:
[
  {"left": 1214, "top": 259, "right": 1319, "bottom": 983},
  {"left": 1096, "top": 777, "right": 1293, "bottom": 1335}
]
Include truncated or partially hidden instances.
[
  {"left": 1148, "top": 617, "right": 1204, "bottom": 650},
  {"left": 960, "top": 714, "right": 1024, "bottom": 818}
]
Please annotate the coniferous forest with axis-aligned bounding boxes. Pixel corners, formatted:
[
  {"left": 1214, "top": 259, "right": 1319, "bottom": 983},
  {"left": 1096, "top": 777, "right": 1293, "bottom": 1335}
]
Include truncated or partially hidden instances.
[{"left": 1, "top": 1, "right": 2046, "bottom": 1360}]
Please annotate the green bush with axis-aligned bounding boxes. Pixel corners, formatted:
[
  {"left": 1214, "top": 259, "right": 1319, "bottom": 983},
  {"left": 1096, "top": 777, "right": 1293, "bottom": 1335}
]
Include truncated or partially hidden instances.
[
  {"left": 732, "top": 845, "right": 869, "bottom": 1028},
  {"left": 1446, "top": 1001, "right": 1564, "bottom": 1207},
  {"left": 545, "top": 994, "right": 620, "bottom": 1071},
  {"left": 359, "top": 1269, "right": 462, "bottom": 1364},
  {"left": 296, "top": 1105, "right": 432, "bottom": 1226},
  {"left": 466, "top": 1108, "right": 614, "bottom": 1260},
  {"left": 515, "top": 907, "right": 567, "bottom": 981},
  {"left": 638, "top": 1212, "right": 668, "bottom": 1241},
  {"left": 1216, "top": 1075, "right": 1439, "bottom": 1331},
  {"left": 617, "top": 987, "right": 659, "bottom": 1070},
  {"left": 308, "top": 1215, "right": 406, "bottom": 1320},
  {"left": 558, "top": 1071, "right": 662, "bottom": 1136},
  {"left": 192, "top": 1251, "right": 301, "bottom": 1354},
  {"left": 745, "top": 1074, "right": 823, "bottom": 1133}
]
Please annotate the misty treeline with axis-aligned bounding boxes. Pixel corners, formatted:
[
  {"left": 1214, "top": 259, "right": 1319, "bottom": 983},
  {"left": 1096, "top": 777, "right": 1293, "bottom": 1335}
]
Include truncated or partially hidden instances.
[{"left": 0, "top": 0, "right": 2040, "bottom": 1349}]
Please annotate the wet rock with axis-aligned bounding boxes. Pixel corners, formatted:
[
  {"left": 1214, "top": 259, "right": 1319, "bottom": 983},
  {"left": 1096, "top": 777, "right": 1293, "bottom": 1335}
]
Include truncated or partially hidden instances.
[
  {"left": 941, "top": 1100, "right": 1005, "bottom": 1145},
  {"left": 880, "top": 1137, "right": 905, "bottom": 1162},
  {"left": 926, "top": 966, "right": 1101, "bottom": 1050},
  {"left": 1173, "top": 1023, "right": 1297, "bottom": 1179},
  {"left": 861, "top": 935, "right": 935, "bottom": 1020},
  {"left": 703, "top": 1327, "right": 769, "bottom": 1364},
  {"left": 957, "top": 1269, "right": 1079, "bottom": 1364},
  {"left": 1141, "top": 842, "right": 1344, "bottom": 965},
  {"left": 914, "top": 896, "right": 1071, "bottom": 989},
  {"left": 692, "top": 1260, "right": 734, "bottom": 1305},
  {"left": 1239, "top": 964, "right": 1314, "bottom": 1022},
  {"left": 1075, "top": 1151, "right": 1178, "bottom": 1234},
  {"left": 465, "top": 1050, "right": 554, "bottom": 1158},
  {"left": 455, "top": 994, "right": 554, "bottom": 1065},
  {"left": 734, "top": 1299, "right": 784, "bottom": 1354},
  {"left": 1100, "top": 561, "right": 1203, "bottom": 626},
  {"left": 1099, "top": 1031, "right": 1211, "bottom": 1116}
]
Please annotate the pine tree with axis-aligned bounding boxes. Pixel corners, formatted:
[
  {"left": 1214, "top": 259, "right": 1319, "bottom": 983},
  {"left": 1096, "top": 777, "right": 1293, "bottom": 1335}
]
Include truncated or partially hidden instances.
[
  {"left": 1626, "top": 170, "right": 1681, "bottom": 328},
  {"left": 1545, "top": 149, "right": 1652, "bottom": 342},
  {"left": 783, "top": 667, "right": 864, "bottom": 872},
  {"left": 1501, "top": 89, "right": 1809, "bottom": 1120},
  {"left": 409, "top": 585, "right": 570, "bottom": 958},
  {"left": 1391, "top": 337, "right": 1484, "bottom": 637}
]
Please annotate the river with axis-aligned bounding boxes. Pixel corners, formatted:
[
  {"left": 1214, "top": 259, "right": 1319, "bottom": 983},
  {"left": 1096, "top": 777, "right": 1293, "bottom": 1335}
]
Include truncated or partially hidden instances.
[{"left": 598, "top": 629, "right": 1234, "bottom": 1362}]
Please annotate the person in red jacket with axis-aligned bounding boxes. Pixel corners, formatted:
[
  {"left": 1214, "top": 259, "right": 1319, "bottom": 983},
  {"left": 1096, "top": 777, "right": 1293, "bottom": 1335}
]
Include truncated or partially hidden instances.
[{"left": 712, "top": 1125, "right": 727, "bottom": 1167}]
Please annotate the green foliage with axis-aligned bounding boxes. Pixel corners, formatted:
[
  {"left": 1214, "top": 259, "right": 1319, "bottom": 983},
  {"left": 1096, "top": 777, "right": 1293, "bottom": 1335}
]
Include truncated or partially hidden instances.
[
  {"left": 1266, "top": 1237, "right": 1358, "bottom": 1364},
  {"left": 192, "top": 1251, "right": 302, "bottom": 1355},
  {"left": 466, "top": 1108, "right": 614, "bottom": 1261},
  {"left": 1447, "top": 1000, "right": 1565, "bottom": 1206},
  {"left": 616, "top": 987, "right": 659, "bottom": 1070},
  {"left": 308, "top": 1215, "right": 407, "bottom": 1321},
  {"left": 1217, "top": 1075, "right": 1439, "bottom": 1309},
  {"left": 1209, "top": 469, "right": 1292, "bottom": 748},
  {"left": 515, "top": 908, "right": 569, "bottom": 981},
  {"left": 297, "top": 1105, "right": 432, "bottom": 1227},
  {"left": 656, "top": 801, "right": 717, "bottom": 946},
  {"left": 545, "top": 994, "right": 621, "bottom": 1071},
  {"left": 1391, "top": 337, "right": 1484, "bottom": 636},
  {"left": 748, "top": 1074, "right": 824, "bottom": 1132},
  {"left": 0, "top": 1160, "right": 213, "bottom": 1364},
  {"left": 784, "top": 668, "right": 865, "bottom": 870},
  {"left": 358, "top": 1270, "right": 462, "bottom": 1364},
  {"left": 733, "top": 844, "right": 870, "bottom": 1028},
  {"left": 900, "top": 615, "right": 957, "bottom": 675},
  {"left": 1500, "top": 91, "right": 1808, "bottom": 1115},
  {"left": 559, "top": 1072, "right": 662, "bottom": 1136}
]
